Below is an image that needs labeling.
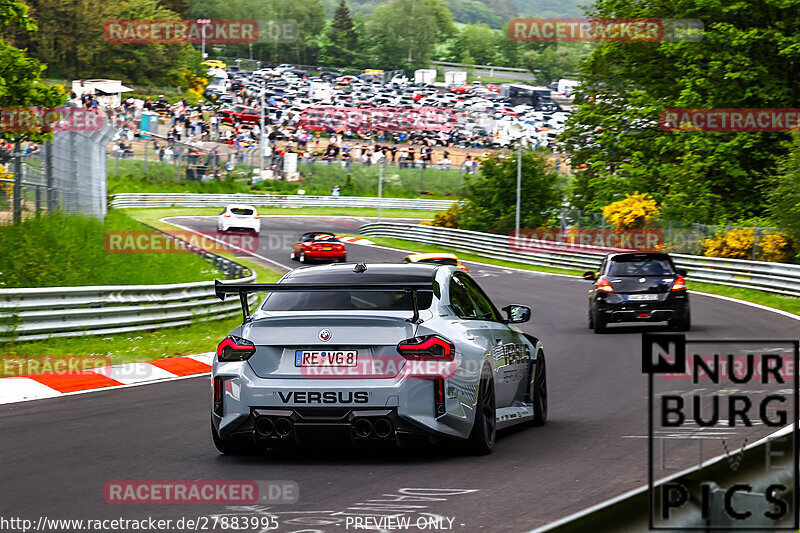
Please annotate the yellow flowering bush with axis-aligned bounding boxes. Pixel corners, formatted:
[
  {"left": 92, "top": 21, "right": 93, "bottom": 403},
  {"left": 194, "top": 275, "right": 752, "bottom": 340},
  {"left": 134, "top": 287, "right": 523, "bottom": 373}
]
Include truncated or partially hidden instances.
[
  {"left": 432, "top": 203, "right": 462, "bottom": 228},
  {"left": 703, "top": 228, "right": 794, "bottom": 263},
  {"left": 602, "top": 192, "right": 660, "bottom": 229}
]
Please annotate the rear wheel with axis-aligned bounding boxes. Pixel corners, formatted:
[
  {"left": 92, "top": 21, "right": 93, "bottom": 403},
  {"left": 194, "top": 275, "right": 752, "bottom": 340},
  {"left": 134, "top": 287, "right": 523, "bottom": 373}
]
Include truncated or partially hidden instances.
[
  {"left": 299, "top": 252, "right": 306, "bottom": 263},
  {"left": 592, "top": 311, "right": 606, "bottom": 334},
  {"left": 527, "top": 352, "right": 548, "bottom": 426},
  {"left": 670, "top": 310, "right": 691, "bottom": 331},
  {"left": 211, "top": 421, "right": 262, "bottom": 455},
  {"left": 466, "top": 365, "right": 496, "bottom": 455},
  {"left": 290, "top": 251, "right": 297, "bottom": 260}
]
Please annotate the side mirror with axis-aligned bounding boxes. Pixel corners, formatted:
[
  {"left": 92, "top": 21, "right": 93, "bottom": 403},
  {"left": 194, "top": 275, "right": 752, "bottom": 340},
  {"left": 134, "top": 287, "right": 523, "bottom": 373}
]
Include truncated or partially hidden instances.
[
  {"left": 502, "top": 304, "right": 531, "bottom": 324},
  {"left": 676, "top": 268, "right": 687, "bottom": 277},
  {"left": 583, "top": 271, "right": 597, "bottom": 281}
]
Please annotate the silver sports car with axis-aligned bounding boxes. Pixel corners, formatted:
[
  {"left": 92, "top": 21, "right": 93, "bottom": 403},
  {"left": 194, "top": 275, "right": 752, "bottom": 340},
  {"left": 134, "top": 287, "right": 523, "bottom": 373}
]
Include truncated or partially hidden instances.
[{"left": 211, "top": 263, "right": 547, "bottom": 455}]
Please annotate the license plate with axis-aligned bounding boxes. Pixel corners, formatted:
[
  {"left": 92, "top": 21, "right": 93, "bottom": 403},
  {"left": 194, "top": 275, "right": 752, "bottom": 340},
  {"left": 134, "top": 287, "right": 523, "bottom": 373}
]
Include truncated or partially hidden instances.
[
  {"left": 295, "top": 350, "right": 357, "bottom": 367},
  {"left": 322, "top": 247, "right": 332, "bottom": 250},
  {"left": 627, "top": 294, "right": 658, "bottom": 301}
]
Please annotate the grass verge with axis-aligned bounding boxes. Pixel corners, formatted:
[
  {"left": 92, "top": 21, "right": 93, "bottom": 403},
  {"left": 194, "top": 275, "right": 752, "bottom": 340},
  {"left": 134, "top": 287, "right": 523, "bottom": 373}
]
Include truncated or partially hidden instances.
[
  {"left": 356, "top": 235, "right": 800, "bottom": 317},
  {"left": 0, "top": 211, "right": 284, "bottom": 369},
  {"left": 1, "top": 316, "right": 242, "bottom": 367},
  {"left": 0, "top": 211, "right": 221, "bottom": 288}
]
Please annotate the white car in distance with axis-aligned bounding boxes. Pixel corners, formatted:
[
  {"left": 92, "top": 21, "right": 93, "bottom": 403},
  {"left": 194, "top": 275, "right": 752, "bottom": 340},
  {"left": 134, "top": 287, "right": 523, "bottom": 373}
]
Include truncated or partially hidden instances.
[{"left": 217, "top": 205, "right": 261, "bottom": 234}]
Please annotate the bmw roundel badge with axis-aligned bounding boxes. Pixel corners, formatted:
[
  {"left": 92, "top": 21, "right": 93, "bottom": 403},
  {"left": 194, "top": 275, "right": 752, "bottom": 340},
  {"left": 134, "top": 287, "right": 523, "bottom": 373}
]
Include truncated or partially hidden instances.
[{"left": 319, "top": 329, "right": 332, "bottom": 342}]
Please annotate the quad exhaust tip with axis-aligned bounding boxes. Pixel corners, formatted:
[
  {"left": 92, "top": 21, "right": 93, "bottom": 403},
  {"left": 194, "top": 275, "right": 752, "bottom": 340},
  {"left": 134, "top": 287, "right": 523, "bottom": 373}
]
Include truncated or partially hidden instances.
[
  {"left": 254, "top": 417, "right": 274, "bottom": 437},
  {"left": 373, "top": 418, "right": 393, "bottom": 438},
  {"left": 353, "top": 418, "right": 373, "bottom": 438}
]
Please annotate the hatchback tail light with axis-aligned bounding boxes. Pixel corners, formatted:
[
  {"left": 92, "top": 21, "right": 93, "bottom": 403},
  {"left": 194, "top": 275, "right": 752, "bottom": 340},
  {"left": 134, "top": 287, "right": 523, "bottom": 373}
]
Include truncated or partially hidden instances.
[
  {"left": 397, "top": 335, "right": 455, "bottom": 361},
  {"left": 671, "top": 276, "right": 687, "bottom": 292},
  {"left": 217, "top": 336, "right": 256, "bottom": 361},
  {"left": 596, "top": 276, "right": 614, "bottom": 293}
]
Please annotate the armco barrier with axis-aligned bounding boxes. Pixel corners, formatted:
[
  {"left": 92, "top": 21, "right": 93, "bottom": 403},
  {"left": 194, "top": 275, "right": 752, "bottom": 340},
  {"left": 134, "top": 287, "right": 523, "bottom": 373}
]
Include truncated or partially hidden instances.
[
  {"left": 0, "top": 226, "right": 258, "bottom": 341},
  {"left": 358, "top": 222, "right": 800, "bottom": 297},
  {"left": 110, "top": 193, "right": 457, "bottom": 211}
]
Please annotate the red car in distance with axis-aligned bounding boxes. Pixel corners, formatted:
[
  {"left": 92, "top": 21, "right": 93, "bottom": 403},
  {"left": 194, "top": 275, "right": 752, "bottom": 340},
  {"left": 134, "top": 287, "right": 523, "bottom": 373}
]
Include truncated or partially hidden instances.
[
  {"left": 219, "top": 105, "right": 259, "bottom": 125},
  {"left": 290, "top": 232, "right": 347, "bottom": 263}
]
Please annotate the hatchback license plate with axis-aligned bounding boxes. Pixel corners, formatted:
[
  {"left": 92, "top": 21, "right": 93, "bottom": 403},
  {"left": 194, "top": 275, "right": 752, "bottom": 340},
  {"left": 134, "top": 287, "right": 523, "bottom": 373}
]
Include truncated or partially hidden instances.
[
  {"left": 295, "top": 350, "right": 357, "bottom": 367},
  {"left": 627, "top": 294, "right": 658, "bottom": 301}
]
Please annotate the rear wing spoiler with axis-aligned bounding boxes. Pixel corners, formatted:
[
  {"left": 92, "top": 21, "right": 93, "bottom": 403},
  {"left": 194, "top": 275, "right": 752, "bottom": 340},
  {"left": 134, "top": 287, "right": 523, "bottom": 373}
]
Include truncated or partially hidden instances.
[{"left": 214, "top": 279, "right": 434, "bottom": 324}]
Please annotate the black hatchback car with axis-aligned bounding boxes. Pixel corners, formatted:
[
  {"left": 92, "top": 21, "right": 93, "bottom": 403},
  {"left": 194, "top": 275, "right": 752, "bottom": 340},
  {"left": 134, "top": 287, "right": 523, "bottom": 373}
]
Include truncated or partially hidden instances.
[{"left": 584, "top": 252, "right": 690, "bottom": 333}]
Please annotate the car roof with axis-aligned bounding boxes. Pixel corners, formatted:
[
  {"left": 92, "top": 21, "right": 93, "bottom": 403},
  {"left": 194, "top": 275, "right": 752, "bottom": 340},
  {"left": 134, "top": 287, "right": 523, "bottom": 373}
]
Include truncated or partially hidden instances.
[
  {"left": 404, "top": 253, "right": 459, "bottom": 262},
  {"left": 607, "top": 252, "right": 672, "bottom": 261},
  {"left": 225, "top": 204, "right": 257, "bottom": 210},
  {"left": 284, "top": 263, "right": 439, "bottom": 284},
  {"left": 301, "top": 231, "right": 336, "bottom": 238}
]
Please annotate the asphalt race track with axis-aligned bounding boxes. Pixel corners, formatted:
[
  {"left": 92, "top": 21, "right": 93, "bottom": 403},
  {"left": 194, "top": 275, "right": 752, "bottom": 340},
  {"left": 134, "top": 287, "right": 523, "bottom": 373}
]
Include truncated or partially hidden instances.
[{"left": 1, "top": 215, "right": 798, "bottom": 532}]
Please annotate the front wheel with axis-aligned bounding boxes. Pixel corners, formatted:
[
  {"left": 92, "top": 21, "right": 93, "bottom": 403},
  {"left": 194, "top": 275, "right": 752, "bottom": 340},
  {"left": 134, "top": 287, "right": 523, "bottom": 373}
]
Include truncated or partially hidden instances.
[
  {"left": 290, "top": 251, "right": 297, "bottom": 260},
  {"left": 299, "top": 252, "right": 306, "bottom": 263},
  {"left": 466, "top": 365, "right": 496, "bottom": 455}
]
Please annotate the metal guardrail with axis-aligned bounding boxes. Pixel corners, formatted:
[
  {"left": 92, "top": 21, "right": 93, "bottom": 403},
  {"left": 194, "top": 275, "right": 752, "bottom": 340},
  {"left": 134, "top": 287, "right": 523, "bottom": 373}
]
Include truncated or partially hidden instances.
[
  {"left": 110, "top": 193, "right": 457, "bottom": 211},
  {"left": 358, "top": 223, "right": 800, "bottom": 297},
  {"left": 0, "top": 227, "right": 257, "bottom": 341}
]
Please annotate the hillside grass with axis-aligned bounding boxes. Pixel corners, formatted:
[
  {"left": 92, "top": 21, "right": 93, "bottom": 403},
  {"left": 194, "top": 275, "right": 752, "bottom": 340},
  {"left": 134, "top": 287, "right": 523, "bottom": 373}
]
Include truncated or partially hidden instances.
[
  {"left": 0, "top": 211, "right": 223, "bottom": 288},
  {"left": 107, "top": 158, "right": 469, "bottom": 199}
]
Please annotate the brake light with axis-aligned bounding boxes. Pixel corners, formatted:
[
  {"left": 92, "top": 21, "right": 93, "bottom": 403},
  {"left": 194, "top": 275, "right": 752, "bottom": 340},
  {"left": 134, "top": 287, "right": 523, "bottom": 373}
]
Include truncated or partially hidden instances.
[
  {"left": 217, "top": 336, "right": 256, "bottom": 361},
  {"left": 397, "top": 335, "right": 455, "bottom": 360},
  {"left": 596, "top": 276, "right": 614, "bottom": 293},
  {"left": 224, "top": 214, "right": 231, "bottom": 217},
  {"left": 671, "top": 276, "right": 687, "bottom": 291},
  {"left": 253, "top": 215, "right": 259, "bottom": 219}
]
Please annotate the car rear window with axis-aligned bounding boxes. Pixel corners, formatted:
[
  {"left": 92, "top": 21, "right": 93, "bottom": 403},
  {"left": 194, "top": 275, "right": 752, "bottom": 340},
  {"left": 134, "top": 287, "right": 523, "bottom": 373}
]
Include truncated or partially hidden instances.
[
  {"left": 608, "top": 257, "right": 675, "bottom": 277},
  {"left": 261, "top": 290, "right": 433, "bottom": 311},
  {"left": 231, "top": 208, "right": 254, "bottom": 215}
]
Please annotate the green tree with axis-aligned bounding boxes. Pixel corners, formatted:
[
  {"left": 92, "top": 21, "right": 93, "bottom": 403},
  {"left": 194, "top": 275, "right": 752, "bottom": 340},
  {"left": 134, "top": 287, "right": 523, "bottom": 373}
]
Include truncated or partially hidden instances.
[
  {"left": 460, "top": 150, "right": 562, "bottom": 234},
  {"left": 0, "top": 0, "right": 65, "bottom": 145},
  {"left": 560, "top": 0, "right": 800, "bottom": 224},
  {"left": 443, "top": 23, "right": 500, "bottom": 65},
  {"left": 522, "top": 44, "right": 587, "bottom": 85},
  {"left": 95, "top": 0, "right": 204, "bottom": 88},
  {"left": 768, "top": 134, "right": 800, "bottom": 253},
  {"left": 366, "top": 0, "right": 451, "bottom": 70},
  {"left": 320, "top": 0, "right": 361, "bottom": 67}
]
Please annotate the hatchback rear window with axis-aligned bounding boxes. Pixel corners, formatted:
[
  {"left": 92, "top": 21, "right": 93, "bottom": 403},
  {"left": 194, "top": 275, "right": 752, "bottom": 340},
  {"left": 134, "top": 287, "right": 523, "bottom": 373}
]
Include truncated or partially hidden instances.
[
  {"left": 608, "top": 257, "right": 674, "bottom": 277},
  {"left": 231, "top": 208, "right": 254, "bottom": 215}
]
